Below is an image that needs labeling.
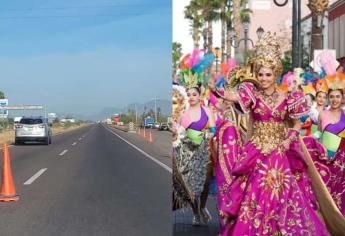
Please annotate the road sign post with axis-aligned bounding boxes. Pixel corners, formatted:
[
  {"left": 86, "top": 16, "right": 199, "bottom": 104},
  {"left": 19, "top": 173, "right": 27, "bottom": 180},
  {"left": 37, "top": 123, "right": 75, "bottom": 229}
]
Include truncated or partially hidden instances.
[{"left": 0, "top": 99, "right": 9, "bottom": 118}]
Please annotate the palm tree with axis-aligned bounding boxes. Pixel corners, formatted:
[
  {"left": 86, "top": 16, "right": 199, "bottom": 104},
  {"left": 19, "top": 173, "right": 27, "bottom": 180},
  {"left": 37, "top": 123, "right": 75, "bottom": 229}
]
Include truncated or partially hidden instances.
[
  {"left": 232, "top": 0, "right": 241, "bottom": 51},
  {"left": 185, "top": 3, "right": 203, "bottom": 49},
  {"left": 189, "top": 0, "right": 221, "bottom": 53},
  {"left": 172, "top": 42, "right": 182, "bottom": 82},
  {"left": 308, "top": 0, "right": 329, "bottom": 58},
  {"left": 219, "top": 1, "right": 232, "bottom": 61},
  {"left": 240, "top": 0, "right": 252, "bottom": 23},
  {"left": 232, "top": 0, "right": 252, "bottom": 57},
  {"left": 219, "top": 0, "right": 230, "bottom": 62}
]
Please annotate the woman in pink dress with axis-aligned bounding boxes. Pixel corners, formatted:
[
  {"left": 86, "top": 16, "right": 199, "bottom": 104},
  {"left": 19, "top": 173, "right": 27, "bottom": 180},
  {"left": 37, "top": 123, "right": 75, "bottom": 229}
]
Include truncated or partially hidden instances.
[{"left": 216, "top": 32, "right": 330, "bottom": 235}]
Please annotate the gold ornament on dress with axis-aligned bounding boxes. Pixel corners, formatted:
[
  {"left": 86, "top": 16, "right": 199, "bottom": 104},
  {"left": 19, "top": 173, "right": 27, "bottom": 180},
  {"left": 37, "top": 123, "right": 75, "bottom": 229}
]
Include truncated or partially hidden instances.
[
  {"left": 251, "top": 121, "right": 287, "bottom": 156},
  {"left": 254, "top": 32, "right": 282, "bottom": 77}
]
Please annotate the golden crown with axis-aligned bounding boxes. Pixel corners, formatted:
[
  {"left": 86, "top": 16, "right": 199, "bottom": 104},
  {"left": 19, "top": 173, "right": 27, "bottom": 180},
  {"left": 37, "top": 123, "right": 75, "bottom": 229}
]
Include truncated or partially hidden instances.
[{"left": 254, "top": 32, "right": 282, "bottom": 76}]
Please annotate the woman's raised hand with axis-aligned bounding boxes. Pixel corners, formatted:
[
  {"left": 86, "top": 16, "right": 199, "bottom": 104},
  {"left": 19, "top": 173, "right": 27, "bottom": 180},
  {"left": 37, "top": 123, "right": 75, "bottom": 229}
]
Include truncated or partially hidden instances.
[{"left": 224, "top": 90, "right": 239, "bottom": 102}]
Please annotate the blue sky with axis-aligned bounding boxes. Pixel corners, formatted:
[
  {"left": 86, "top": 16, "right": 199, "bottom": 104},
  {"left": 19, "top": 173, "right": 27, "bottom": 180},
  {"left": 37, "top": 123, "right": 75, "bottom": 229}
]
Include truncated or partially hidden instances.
[{"left": 0, "top": 0, "right": 171, "bottom": 117}]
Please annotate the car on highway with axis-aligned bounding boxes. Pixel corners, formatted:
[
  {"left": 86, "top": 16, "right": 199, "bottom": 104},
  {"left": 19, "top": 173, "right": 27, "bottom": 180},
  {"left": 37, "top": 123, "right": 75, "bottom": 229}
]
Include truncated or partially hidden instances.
[
  {"left": 158, "top": 123, "right": 169, "bottom": 131},
  {"left": 15, "top": 116, "right": 52, "bottom": 145}
]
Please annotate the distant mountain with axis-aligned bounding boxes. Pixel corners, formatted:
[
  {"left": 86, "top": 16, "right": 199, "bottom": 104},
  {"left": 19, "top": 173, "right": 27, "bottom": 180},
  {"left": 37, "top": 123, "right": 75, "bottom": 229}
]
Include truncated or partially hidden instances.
[
  {"left": 83, "top": 99, "right": 171, "bottom": 121},
  {"left": 127, "top": 99, "right": 171, "bottom": 116}
]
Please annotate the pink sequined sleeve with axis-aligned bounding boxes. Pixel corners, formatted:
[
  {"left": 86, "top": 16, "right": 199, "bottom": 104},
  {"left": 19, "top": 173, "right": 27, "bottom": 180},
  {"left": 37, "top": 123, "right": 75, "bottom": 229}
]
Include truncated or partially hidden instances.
[
  {"left": 287, "top": 91, "right": 309, "bottom": 119},
  {"left": 234, "top": 82, "right": 256, "bottom": 114}
]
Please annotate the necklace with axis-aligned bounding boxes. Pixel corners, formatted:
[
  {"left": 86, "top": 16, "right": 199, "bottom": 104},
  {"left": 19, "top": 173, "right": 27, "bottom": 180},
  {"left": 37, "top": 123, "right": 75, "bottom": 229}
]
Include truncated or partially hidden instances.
[
  {"left": 263, "top": 89, "right": 276, "bottom": 96},
  {"left": 260, "top": 89, "right": 279, "bottom": 108}
]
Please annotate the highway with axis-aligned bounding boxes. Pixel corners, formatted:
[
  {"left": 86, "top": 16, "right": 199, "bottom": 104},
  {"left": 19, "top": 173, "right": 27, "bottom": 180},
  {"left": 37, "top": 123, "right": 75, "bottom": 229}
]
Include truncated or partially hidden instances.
[{"left": 0, "top": 124, "right": 171, "bottom": 236}]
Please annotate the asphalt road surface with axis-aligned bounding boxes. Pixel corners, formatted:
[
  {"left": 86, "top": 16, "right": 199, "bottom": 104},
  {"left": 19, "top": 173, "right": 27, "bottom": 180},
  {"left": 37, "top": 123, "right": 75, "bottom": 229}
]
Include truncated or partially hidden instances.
[
  {"left": 110, "top": 126, "right": 221, "bottom": 235},
  {"left": 0, "top": 124, "right": 171, "bottom": 236}
]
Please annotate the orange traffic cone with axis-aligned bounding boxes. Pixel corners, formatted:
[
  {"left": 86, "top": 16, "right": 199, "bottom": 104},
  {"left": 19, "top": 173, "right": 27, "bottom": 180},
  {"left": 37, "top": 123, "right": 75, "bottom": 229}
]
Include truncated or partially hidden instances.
[
  {"left": 148, "top": 131, "right": 153, "bottom": 143},
  {"left": 143, "top": 128, "right": 146, "bottom": 138},
  {"left": 0, "top": 144, "right": 19, "bottom": 202}
]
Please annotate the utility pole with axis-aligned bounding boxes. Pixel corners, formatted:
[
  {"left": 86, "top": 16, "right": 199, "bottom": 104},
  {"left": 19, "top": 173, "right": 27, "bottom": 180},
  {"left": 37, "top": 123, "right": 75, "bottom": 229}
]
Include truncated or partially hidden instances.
[
  {"left": 135, "top": 103, "right": 138, "bottom": 125},
  {"left": 154, "top": 96, "right": 157, "bottom": 123},
  {"left": 273, "top": 0, "right": 301, "bottom": 68}
]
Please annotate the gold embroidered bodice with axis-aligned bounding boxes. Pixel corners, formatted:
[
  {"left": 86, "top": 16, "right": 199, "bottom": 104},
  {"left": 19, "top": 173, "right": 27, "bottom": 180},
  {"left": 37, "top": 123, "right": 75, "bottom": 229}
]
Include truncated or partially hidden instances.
[{"left": 251, "top": 121, "right": 288, "bottom": 155}]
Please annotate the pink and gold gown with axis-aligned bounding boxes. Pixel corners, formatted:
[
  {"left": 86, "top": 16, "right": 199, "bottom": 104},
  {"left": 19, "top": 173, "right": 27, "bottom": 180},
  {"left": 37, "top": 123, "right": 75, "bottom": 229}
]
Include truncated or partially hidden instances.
[{"left": 215, "top": 83, "right": 330, "bottom": 235}]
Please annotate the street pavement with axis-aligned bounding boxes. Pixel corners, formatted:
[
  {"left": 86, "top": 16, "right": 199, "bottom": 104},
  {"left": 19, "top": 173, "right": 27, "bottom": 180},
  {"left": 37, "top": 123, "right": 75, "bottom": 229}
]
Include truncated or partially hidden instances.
[
  {"left": 108, "top": 126, "right": 221, "bottom": 236},
  {"left": 0, "top": 124, "right": 171, "bottom": 236}
]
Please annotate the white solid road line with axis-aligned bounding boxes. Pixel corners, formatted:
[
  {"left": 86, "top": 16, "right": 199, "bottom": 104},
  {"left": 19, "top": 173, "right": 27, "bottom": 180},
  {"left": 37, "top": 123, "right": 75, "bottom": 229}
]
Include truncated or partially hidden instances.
[
  {"left": 103, "top": 125, "right": 172, "bottom": 173},
  {"left": 72, "top": 142, "right": 77, "bottom": 146},
  {"left": 59, "top": 149, "right": 68, "bottom": 156},
  {"left": 23, "top": 168, "right": 47, "bottom": 185}
]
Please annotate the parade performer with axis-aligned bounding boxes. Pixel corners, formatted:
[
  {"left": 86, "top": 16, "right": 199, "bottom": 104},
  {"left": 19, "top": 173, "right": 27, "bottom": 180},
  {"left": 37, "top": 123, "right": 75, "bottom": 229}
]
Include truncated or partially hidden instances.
[
  {"left": 172, "top": 50, "right": 216, "bottom": 226},
  {"left": 214, "top": 63, "right": 255, "bottom": 229},
  {"left": 299, "top": 71, "right": 329, "bottom": 137},
  {"left": 304, "top": 65, "right": 345, "bottom": 216},
  {"left": 309, "top": 78, "right": 329, "bottom": 135},
  {"left": 216, "top": 32, "right": 330, "bottom": 235}
]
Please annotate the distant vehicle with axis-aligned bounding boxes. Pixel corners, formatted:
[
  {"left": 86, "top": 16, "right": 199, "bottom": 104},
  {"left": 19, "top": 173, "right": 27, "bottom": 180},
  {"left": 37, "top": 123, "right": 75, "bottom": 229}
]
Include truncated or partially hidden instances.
[
  {"left": 15, "top": 116, "right": 52, "bottom": 145},
  {"left": 112, "top": 114, "right": 120, "bottom": 125},
  {"left": 158, "top": 123, "right": 169, "bottom": 131},
  {"left": 144, "top": 117, "right": 155, "bottom": 128},
  {"left": 106, "top": 118, "right": 112, "bottom": 125},
  {"left": 153, "top": 123, "right": 160, "bottom": 129}
]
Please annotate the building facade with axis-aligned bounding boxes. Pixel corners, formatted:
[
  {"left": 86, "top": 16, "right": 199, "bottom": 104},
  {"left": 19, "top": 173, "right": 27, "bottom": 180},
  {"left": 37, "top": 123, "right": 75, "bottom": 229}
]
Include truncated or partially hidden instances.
[{"left": 328, "top": 0, "right": 345, "bottom": 64}]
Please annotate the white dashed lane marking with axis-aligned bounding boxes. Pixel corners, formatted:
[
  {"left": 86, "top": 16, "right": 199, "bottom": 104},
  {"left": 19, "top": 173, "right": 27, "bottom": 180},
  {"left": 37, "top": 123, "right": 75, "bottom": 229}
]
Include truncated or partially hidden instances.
[
  {"left": 59, "top": 149, "right": 68, "bottom": 156},
  {"left": 23, "top": 168, "right": 47, "bottom": 185}
]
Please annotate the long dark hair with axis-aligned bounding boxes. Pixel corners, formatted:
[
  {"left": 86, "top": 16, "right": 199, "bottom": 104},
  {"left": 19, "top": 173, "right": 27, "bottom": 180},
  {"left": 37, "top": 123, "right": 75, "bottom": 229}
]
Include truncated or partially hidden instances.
[
  {"left": 316, "top": 90, "right": 327, "bottom": 97},
  {"left": 328, "top": 88, "right": 344, "bottom": 97},
  {"left": 186, "top": 86, "right": 201, "bottom": 95},
  {"left": 305, "top": 93, "right": 315, "bottom": 101}
]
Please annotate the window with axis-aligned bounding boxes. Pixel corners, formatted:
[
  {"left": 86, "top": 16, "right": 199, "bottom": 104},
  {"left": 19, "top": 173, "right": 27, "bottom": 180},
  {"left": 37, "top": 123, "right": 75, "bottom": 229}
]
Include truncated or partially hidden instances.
[{"left": 20, "top": 118, "right": 43, "bottom": 125}]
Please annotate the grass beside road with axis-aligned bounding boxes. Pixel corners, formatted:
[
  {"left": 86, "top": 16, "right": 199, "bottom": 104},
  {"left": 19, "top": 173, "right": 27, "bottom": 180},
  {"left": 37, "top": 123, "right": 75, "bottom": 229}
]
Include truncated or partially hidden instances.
[{"left": 0, "top": 123, "right": 87, "bottom": 145}]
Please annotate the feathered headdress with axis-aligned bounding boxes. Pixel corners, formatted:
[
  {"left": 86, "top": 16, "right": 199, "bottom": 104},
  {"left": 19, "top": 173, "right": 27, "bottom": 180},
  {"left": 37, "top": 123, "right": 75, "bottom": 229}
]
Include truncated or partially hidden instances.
[
  {"left": 278, "top": 68, "right": 304, "bottom": 92},
  {"left": 300, "top": 70, "right": 318, "bottom": 95},
  {"left": 315, "top": 78, "right": 329, "bottom": 94},
  {"left": 179, "top": 49, "right": 215, "bottom": 89},
  {"left": 316, "top": 50, "right": 345, "bottom": 92},
  {"left": 317, "top": 50, "right": 338, "bottom": 76},
  {"left": 325, "top": 66, "right": 345, "bottom": 91}
]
